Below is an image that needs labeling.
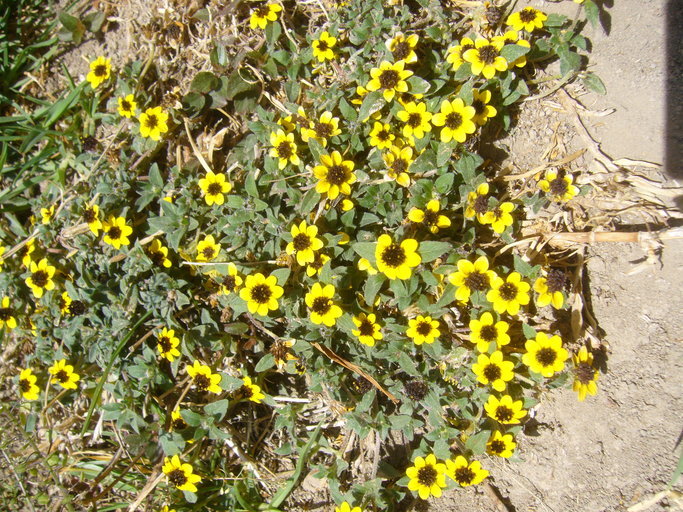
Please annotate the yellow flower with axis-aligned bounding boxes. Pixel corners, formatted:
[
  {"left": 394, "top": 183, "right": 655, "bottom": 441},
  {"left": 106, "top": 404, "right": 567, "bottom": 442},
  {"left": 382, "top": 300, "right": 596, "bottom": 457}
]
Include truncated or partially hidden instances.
[
  {"left": 472, "top": 350, "right": 515, "bottom": 392},
  {"left": 445, "top": 37, "right": 475, "bottom": 70},
  {"left": 375, "top": 234, "right": 421, "bottom": 280},
  {"left": 19, "top": 368, "right": 39, "bottom": 401},
  {"left": 117, "top": 94, "right": 137, "bottom": 118},
  {"left": 312, "top": 31, "right": 337, "bottom": 62},
  {"left": 270, "top": 339, "right": 298, "bottom": 370},
  {"left": 334, "top": 503, "right": 362, "bottom": 512},
  {"left": 58, "top": 291, "right": 72, "bottom": 315},
  {"left": 138, "top": 106, "right": 169, "bottom": 141},
  {"left": 0, "top": 245, "right": 5, "bottom": 271},
  {"left": 49, "top": 359, "right": 80, "bottom": 390},
  {"left": 484, "top": 394, "right": 527, "bottom": 424},
  {"left": 240, "top": 272, "right": 284, "bottom": 315},
  {"left": 0, "top": 297, "right": 17, "bottom": 330},
  {"left": 471, "top": 89, "right": 497, "bottom": 126},
  {"left": 25, "top": 258, "right": 56, "bottom": 298},
  {"left": 406, "top": 454, "right": 447, "bottom": 499},
  {"left": 408, "top": 199, "right": 451, "bottom": 233},
  {"left": 160, "top": 506, "right": 176, "bottom": 512},
  {"left": 103, "top": 216, "right": 133, "bottom": 249},
  {"left": 83, "top": 204, "right": 103, "bottom": 235},
  {"left": 386, "top": 32, "right": 419, "bottom": 64},
  {"left": 383, "top": 145, "right": 413, "bottom": 187},
  {"left": 522, "top": 332, "right": 569, "bottom": 378},
  {"left": 407, "top": 315, "right": 440, "bottom": 345},
  {"left": 218, "top": 263, "right": 243, "bottom": 294},
  {"left": 431, "top": 97, "right": 476, "bottom": 143},
  {"left": 305, "top": 283, "right": 343, "bottom": 326},
  {"left": 249, "top": 3, "right": 282, "bottom": 30},
  {"left": 196, "top": 235, "right": 220, "bottom": 262},
  {"left": 19, "top": 239, "right": 35, "bottom": 268},
  {"left": 286, "top": 220, "right": 324, "bottom": 265},
  {"left": 366, "top": 60, "right": 413, "bottom": 102},
  {"left": 492, "top": 31, "right": 530, "bottom": 68},
  {"left": 369, "top": 122, "right": 395, "bottom": 149},
  {"left": 187, "top": 360, "right": 222, "bottom": 394},
  {"left": 306, "top": 253, "right": 329, "bottom": 277},
  {"left": 148, "top": 239, "right": 172, "bottom": 268},
  {"left": 486, "top": 272, "right": 530, "bottom": 316},
  {"left": 449, "top": 255, "right": 497, "bottom": 303},
  {"left": 506, "top": 7, "right": 548, "bottom": 32},
  {"left": 270, "top": 129, "right": 300, "bottom": 169},
  {"left": 469, "top": 312, "right": 510, "bottom": 352},
  {"left": 463, "top": 38, "right": 508, "bottom": 79},
  {"left": 445, "top": 456, "right": 489, "bottom": 487},
  {"left": 464, "top": 183, "right": 490, "bottom": 223},
  {"left": 313, "top": 150, "right": 356, "bottom": 200},
  {"left": 162, "top": 455, "right": 202, "bottom": 492},
  {"left": 482, "top": 201, "right": 515, "bottom": 233},
  {"left": 198, "top": 171, "right": 232, "bottom": 206},
  {"left": 157, "top": 327, "right": 181, "bottom": 362},
  {"left": 239, "top": 376, "right": 265, "bottom": 403},
  {"left": 397, "top": 101, "right": 432, "bottom": 140},
  {"left": 487, "top": 431, "right": 516, "bottom": 458},
  {"left": 40, "top": 205, "right": 55, "bottom": 225},
  {"left": 86, "top": 56, "right": 111, "bottom": 88},
  {"left": 538, "top": 170, "right": 580, "bottom": 202},
  {"left": 573, "top": 346, "right": 599, "bottom": 401},
  {"left": 170, "top": 408, "right": 188, "bottom": 431},
  {"left": 358, "top": 257, "right": 377, "bottom": 275},
  {"left": 301, "top": 111, "right": 341, "bottom": 147},
  {"left": 534, "top": 268, "right": 566, "bottom": 309},
  {"left": 397, "top": 91, "right": 423, "bottom": 108},
  {"left": 352, "top": 313, "right": 383, "bottom": 347}
]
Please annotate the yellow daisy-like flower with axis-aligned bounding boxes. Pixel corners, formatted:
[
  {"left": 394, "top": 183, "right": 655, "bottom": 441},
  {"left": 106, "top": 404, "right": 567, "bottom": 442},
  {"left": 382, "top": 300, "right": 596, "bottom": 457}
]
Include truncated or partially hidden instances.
[
  {"left": 0, "top": 245, "right": 5, "bottom": 271},
  {"left": 386, "top": 32, "right": 419, "bottom": 64},
  {"left": 472, "top": 350, "right": 515, "bottom": 392},
  {"left": 117, "top": 94, "right": 137, "bottom": 118},
  {"left": 397, "top": 101, "right": 432, "bottom": 140},
  {"left": 286, "top": 220, "right": 324, "bottom": 266},
  {"left": 249, "top": 3, "right": 282, "bottom": 30},
  {"left": 41, "top": 205, "right": 55, "bottom": 225},
  {"left": 0, "top": 296, "right": 17, "bottom": 330},
  {"left": 19, "top": 368, "right": 40, "bottom": 401},
  {"left": 238, "top": 376, "right": 265, "bottom": 403},
  {"left": 506, "top": 7, "right": 548, "bottom": 33},
  {"left": 463, "top": 38, "right": 508, "bottom": 80},
  {"left": 397, "top": 91, "right": 424, "bottom": 108},
  {"left": 471, "top": 89, "right": 497, "bottom": 126},
  {"left": 464, "top": 183, "right": 490, "bottom": 224},
  {"left": 484, "top": 394, "right": 527, "bottom": 424},
  {"left": 358, "top": 257, "right": 377, "bottom": 275},
  {"left": 19, "top": 239, "right": 35, "bottom": 268},
  {"left": 218, "top": 263, "right": 243, "bottom": 295},
  {"left": 83, "top": 204, "right": 103, "bottom": 235},
  {"left": 448, "top": 255, "right": 497, "bottom": 303},
  {"left": 469, "top": 311, "right": 510, "bottom": 352},
  {"left": 573, "top": 346, "right": 599, "bottom": 401},
  {"left": 103, "top": 216, "right": 133, "bottom": 249},
  {"left": 187, "top": 360, "right": 222, "bottom": 394},
  {"left": 198, "top": 171, "right": 232, "bottom": 206},
  {"left": 313, "top": 150, "right": 356, "bottom": 200},
  {"left": 312, "top": 31, "right": 337, "bottom": 62},
  {"left": 58, "top": 291, "right": 72, "bottom": 315},
  {"left": 431, "top": 98, "right": 476, "bottom": 143},
  {"left": 366, "top": 60, "right": 413, "bottom": 102},
  {"left": 408, "top": 199, "right": 451, "bottom": 234},
  {"left": 196, "top": 235, "right": 220, "bottom": 262},
  {"left": 482, "top": 202, "right": 515, "bottom": 234},
  {"left": 86, "top": 56, "right": 111, "bottom": 88},
  {"left": 25, "top": 258, "right": 56, "bottom": 298},
  {"left": 486, "top": 272, "right": 530, "bottom": 316},
  {"left": 534, "top": 268, "right": 566, "bottom": 309},
  {"left": 383, "top": 144, "right": 413, "bottom": 187},
  {"left": 538, "top": 170, "right": 580, "bottom": 202},
  {"left": 170, "top": 408, "right": 188, "bottom": 431},
  {"left": 157, "top": 327, "right": 181, "bottom": 362},
  {"left": 407, "top": 315, "right": 440, "bottom": 345},
  {"left": 369, "top": 122, "right": 395, "bottom": 149},
  {"left": 139, "top": 106, "right": 169, "bottom": 141},
  {"left": 334, "top": 502, "right": 363, "bottom": 512},
  {"left": 487, "top": 431, "right": 516, "bottom": 458},
  {"left": 445, "top": 456, "right": 489, "bottom": 487},
  {"left": 445, "top": 37, "right": 476, "bottom": 71},
  {"left": 306, "top": 253, "right": 330, "bottom": 277},
  {"left": 162, "top": 455, "right": 202, "bottom": 492},
  {"left": 160, "top": 506, "right": 176, "bottom": 512},
  {"left": 240, "top": 273, "right": 284, "bottom": 315},
  {"left": 301, "top": 111, "right": 341, "bottom": 147},
  {"left": 269, "top": 129, "right": 300, "bottom": 169},
  {"left": 375, "top": 234, "right": 421, "bottom": 280},
  {"left": 270, "top": 339, "right": 297, "bottom": 370},
  {"left": 49, "top": 359, "right": 80, "bottom": 390},
  {"left": 148, "top": 239, "right": 172, "bottom": 268},
  {"left": 352, "top": 313, "right": 383, "bottom": 347},
  {"left": 522, "top": 332, "right": 569, "bottom": 378},
  {"left": 406, "top": 454, "right": 447, "bottom": 500},
  {"left": 305, "top": 283, "right": 343, "bottom": 327},
  {"left": 492, "top": 31, "right": 530, "bottom": 68}
]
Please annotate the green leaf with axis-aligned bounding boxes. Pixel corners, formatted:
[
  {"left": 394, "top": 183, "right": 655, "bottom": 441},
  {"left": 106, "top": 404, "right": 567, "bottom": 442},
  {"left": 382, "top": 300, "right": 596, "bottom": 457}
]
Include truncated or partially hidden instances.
[
  {"left": 352, "top": 242, "right": 376, "bottom": 264},
  {"left": 407, "top": 76, "right": 431, "bottom": 95},
  {"left": 58, "top": 12, "right": 86, "bottom": 43},
  {"left": 191, "top": 72, "right": 221, "bottom": 93},
  {"left": 204, "top": 399, "right": 230, "bottom": 420},
  {"left": 266, "top": 21, "right": 282, "bottom": 46},
  {"left": 271, "top": 268, "right": 291, "bottom": 285},
  {"left": 338, "top": 97, "right": 357, "bottom": 122},
  {"left": 419, "top": 241, "right": 451, "bottom": 263},
  {"left": 465, "top": 429, "right": 490, "bottom": 455},
  {"left": 582, "top": 72, "right": 607, "bottom": 95},
  {"left": 434, "top": 173, "right": 454, "bottom": 194},
  {"left": 181, "top": 410, "right": 202, "bottom": 427},
  {"left": 522, "top": 323, "right": 537, "bottom": 340},
  {"left": 364, "top": 273, "right": 385, "bottom": 306},
  {"left": 308, "top": 138, "right": 324, "bottom": 163},
  {"left": 224, "top": 322, "right": 249, "bottom": 335},
  {"left": 357, "top": 91, "right": 383, "bottom": 121},
  {"left": 500, "top": 44, "right": 530, "bottom": 63},
  {"left": 411, "top": 149, "right": 436, "bottom": 174},
  {"left": 83, "top": 11, "right": 106, "bottom": 32},
  {"left": 255, "top": 353, "right": 276, "bottom": 372},
  {"left": 245, "top": 171, "right": 259, "bottom": 197},
  {"left": 513, "top": 255, "right": 534, "bottom": 278},
  {"left": 299, "top": 188, "right": 320, "bottom": 214},
  {"left": 545, "top": 13, "right": 567, "bottom": 27},
  {"left": 389, "top": 278, "right": 407, "bottom": 298},
  {"left": 583, "top": 0, "right": 600, "bottom": 29}
]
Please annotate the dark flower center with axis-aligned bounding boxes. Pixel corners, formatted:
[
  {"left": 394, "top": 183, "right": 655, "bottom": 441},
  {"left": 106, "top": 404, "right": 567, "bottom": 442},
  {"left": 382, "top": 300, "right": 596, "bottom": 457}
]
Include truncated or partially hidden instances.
[
  {"left": 536, "top": 347, "right": 557, "bottom": 367},
  {"left": 316, "top": 40, "right": 329, "bottom": 51},
  {"left": 519, "top": 8, "right": 538, "bottom": 23},
  {"left": 58, "top": 296, "right": 69, "bottom": 311},
  {"left": 207, "top": 182, "right": 223, "bottom": 196},
  {"left": 358, "top": 319, "right": 375, "bottom": 337},
  {"left": 479, "top": 324, "right": 498, "bottom": 342},
  {"left": 485, "top": 4, "right": 503, "bottom": 24},
  {"left": 237, "top": 384, "right": 254, "bottom": 399},
  {"left": 250, "top": 284, "right": 272, "bottom": 304},
  {"left": 55, "top": 370, "right": 69, "bottom": 383},
  {"left": 145, "top": 114, "right": 159, "bottom": 129},
  {"left": 454, "top": 467, "right": 476, "bottom": 485},
  {"left": 461, "top": 43, "right": 475, "bottom": 53},
  {"left": 168, "top": 468, "right": 188, "bottom": 487},
  {"left": 172, "top": 417, "right": 187, "bottom": 430},
  {"left": 407, "top": 112, "right": 422, "bottom": 128},
  {"left": 270, "top": 340, "right": 289, "bottom": 362},
  {"left": 473, "top": 194, "right": 489, "bottom": 215},
  {"left": 222, "top": 275, "right": 237, "bottom": 292},
  {"left": 473, "top": 99, "right": 486, "bottom": 115},
  {"left": 545, "top": 268, "right": 566, "bottom": 293},
  {"left": 417, "top": 465, "right": 438, "bottom": 486},
  {"left": 416, "top": 321, "right": 433, "bottom": 337},
  {"left": 575, "top": 362, "right": 595, "bottom": 384},
  {"left": 495, "top": 405, "right": 513, "bottom": 422},
  {"left": 31, "top": 270, "right": 48, "bottom": 288},
  {"left": 327, "top": 164, "right": 348, "bottom": 186},
  {"left": 108, "top": 226, "right": 122, "bottom": 240},
  {"left": 378, "top": 69, "right": 399, "bottom": 89},
  {"left": 83, "top": 207, "right": 96, "bottom": 223},
  {"left": 159, "top": 336, "right": 172, "bottom": 353},
  {"left": 121, "top": 100, "right": 131, "bottom": 111},
  {"left": 404, "top": 380, "right": 428, "bottom": 400},
  {"left": 309, "top": 254, "right": 325, "bottom": 270},
  {"left": 445, "top": 112, "right": 463, "bottom": 129},
  {"left": 380, "top": 243, "right": 406, "bottom": 267},
  {"left": 377, "top": 129, "right": 390, "bottom": 141},
  {"left": 391, "top": 157, "right": 408, "bottom": 174},
  {"left": 150, "top": 251, "right": 167, "bottom": 267},
  {"left": 68, "top": 301, "right": 86, "bottom": 316},
  {"left": 423, "top": 209, "right": 440, "bottom": 226},
  {"left": 0, "top": 307, "right": 13, "bottom": 320},
  {"left": 311, "top": 296, "right": 332, "bottom": 315},
  {"left": 489, "top": 440, "right": 505, "bottom": 454},
  {"left": 314, "top": 121, "right": 333, "bottom": 138},
  {"left": 478, "top": 45, "right": 499, "bottom": 65},
  {"left": 94, "top": 64, "right": 108, "bottom": 77},
  {"left": 393, "top": 41, "right": 411, "bottom": 61},
  {"left": 202, "top": 247, "right": 215, "bottom": 259},
  {"left": 82, "top": 136, "right": 98, "bottom": 152},
  {"left": 549, "top": 177, "right": 568, "bottom": 196},
  {"left": 483, "top": 363, "right": 502, "bottom": 382},
  {"left": 292, "top": 233, "right": 312, "bottom": 251},
  {"left": 352, "top": 376, "right": 373, "bottom": 393},
  {"left": 255, "top": 5, "right": 271, "bottom": 17},
  {"left": 498, "top": 282, "right": 518, "bottom": 301},
  {"left": 20, "top": 379, "right": 31, "bottom": 392},
  {"left": 464, "top": 271, "right": 489, "bottom": 291},
  {"left": 194, "top": 374, "right": 210, "bottom": 392},
  {"left": 277, "top": 141, "right": 293, "bottom": 159}
]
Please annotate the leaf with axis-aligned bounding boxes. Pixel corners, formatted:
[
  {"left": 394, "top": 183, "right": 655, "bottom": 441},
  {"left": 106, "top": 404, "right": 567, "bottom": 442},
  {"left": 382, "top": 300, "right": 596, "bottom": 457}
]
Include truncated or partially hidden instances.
[
  {"left": 255, "top": 353, "right": 276, "bottom": 372},
  {"left": 513, "top": 254, "right": 535, "bottom": 278},
  {"left": 266, "top": 20, "right": 282, "bottom": 46},
  {"left": 357, "top": 90, "right": 383, "bottom": 121},
  {"left": 299, "top": 188, "right": 320, "bottom": 214},
  {"left": 224, "top": 322, "right": 249, "bottom": 335},
  {"left": 271, "top": 267, "right": 291, "bottom": 285},
  {"left": 389, "top": 278, "right": 407, "bottom": 298},
  {"left": 244, "top": 171, "right": 259, "bottom": 197},
  {"left": 434, "top": 173, "right": 454, "bottom": 194},
  {"left": 419, "top": 241, "right": 451, "bottom": 263},
  {"left": 191, "top": 72, "right": 221, "bottom": 93},
  {"left": 364, "top": 273, "right": 385, "bottom": 306},
  {"left": 583, "top": 0, "right": 600, "bottom": 29},
  {"left": 500, "top": 44, "right": 530, "bottom": 63},
  {"left": 204, "top": 399, "right": 229, "bottom": 420},
  {"left": 582, "top": 72, "right": 607, "bottom": 95},
  {"left": 180, "top": 410, "right": 202, "bottom": 427},
  {"left": 308, "top": 138, "right": 324, "bottom": 163},
  {"left": 410, "top": 149, "right": 436, "bottom": 174},
  {"left": 455, "top": 152, "right": 483, "bottom": 182},
  {"left": 338, "top": 97, "right": 357, "bottom": 122},
  {"left": 352, "top": 242, "right": 376, "bottom": 263},
  {"left": 522, "top": 323, "right": 537, "bottom": 340},
  {"left": 545, "top": 13, "right": 567, "bottom": 27},
  {"left": 83, "top": 11, "right": 106, "bottom": 32},
  {"left": 465, "top": 429, "right": 490, "bottom": 455},
  {"left": 407, "top": 76, "right": 431, "bottom": 95},
  {"left": 58, "top": 12, "right": 86, "bottom": 43},
  {"left": 436, "top": 141, "right": 456, "bottom": 167}
]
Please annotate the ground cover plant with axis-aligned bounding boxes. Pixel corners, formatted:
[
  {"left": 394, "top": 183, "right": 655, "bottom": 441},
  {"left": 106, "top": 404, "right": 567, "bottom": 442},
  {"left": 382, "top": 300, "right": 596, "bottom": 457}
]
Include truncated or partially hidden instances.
[{"left": 0, "top": 0, "right": 614, "bottom": 510}]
